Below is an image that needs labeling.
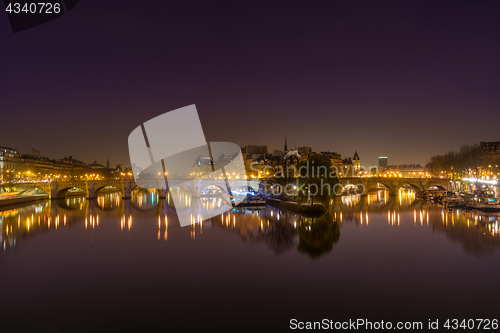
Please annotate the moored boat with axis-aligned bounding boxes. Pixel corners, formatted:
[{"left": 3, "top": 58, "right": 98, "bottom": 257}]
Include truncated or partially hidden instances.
[
  {"left": 236, "top": 196, "right": 266, "bottom": 207},
  {"left": 468, "top": 190, "right": 500, "bottom": 211}
]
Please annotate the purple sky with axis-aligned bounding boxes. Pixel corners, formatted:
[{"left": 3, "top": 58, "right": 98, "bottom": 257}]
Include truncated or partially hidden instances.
[{"left": 1, "top": 1, "right": 500, "bottom": 167}]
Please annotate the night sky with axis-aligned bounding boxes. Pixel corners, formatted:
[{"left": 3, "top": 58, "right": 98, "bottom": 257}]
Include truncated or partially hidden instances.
[{"left": 1, "top": 1, "right": 500, "bottom": 167}]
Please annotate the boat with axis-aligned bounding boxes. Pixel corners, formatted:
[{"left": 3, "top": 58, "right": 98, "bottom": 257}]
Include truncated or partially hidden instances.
[
  {"left": 468, "top": 190, "right": 500, "bottom": 212},
  {"left": 443, "top": 196, "right": 465, "bottom": 208},
  {"left": 236, "top": 196, "right": 266, "bottom": 207}
]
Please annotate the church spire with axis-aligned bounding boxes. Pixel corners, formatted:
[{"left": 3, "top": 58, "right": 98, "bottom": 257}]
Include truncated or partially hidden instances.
[
  {"left": 284, "top": 134, "right": 288, "bottom": 152},
  {"left": 353, "top": 150, "right": 359, "bottom": 160}
]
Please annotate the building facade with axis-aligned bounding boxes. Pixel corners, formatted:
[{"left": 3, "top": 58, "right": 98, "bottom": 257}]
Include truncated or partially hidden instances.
[
  {"left": 479, "top": 141, "right": 500, "bottom": 155},
  {"left": 0, "top": 147, "right": 115, "bottom": 182},
  {"left": 379, "top": 156, "right": 388, "bottom": 168},
  {"left": 0, "top": 147, "right": 23, "bottom": 182},
  {"left": 381, "top": 164, "right": 429, "bottom": 178}
]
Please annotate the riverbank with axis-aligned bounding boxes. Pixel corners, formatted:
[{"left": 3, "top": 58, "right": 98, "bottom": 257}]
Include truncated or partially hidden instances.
[
  {"left": 0, "top": 188, "right": 122, "bottom": 209},
  {"left": 0, "top": 195, "right": 50, "bottom": 208}
]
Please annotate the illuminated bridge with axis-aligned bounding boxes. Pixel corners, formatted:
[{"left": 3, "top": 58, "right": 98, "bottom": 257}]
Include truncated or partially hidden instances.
[
  {"left": 338, "top": 177, "right": 450, "bottom": 196},
  {"left": 269, "top": 177, "right": 450, "bottom": 196},
  {"left": 1, "top": 178, "right": 261, "bottom": 200}
]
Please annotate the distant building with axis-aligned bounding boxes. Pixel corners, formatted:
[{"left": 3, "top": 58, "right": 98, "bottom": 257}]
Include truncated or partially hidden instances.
[
  {"left": 248, "top": 153, "right": 276, "bottom": 178},
  {"left": 0, "top": 147, "right": 22, "bottom": 181},
  {"left": 87, "top": 161, "right": 107, "bottom": 169},
  {"left": 114, "top": 164, "right": 133, "bottom": 178},
  {"left": 21, "top": 153, "right": 55, "bottom": 178},
  {"left": 480, "top": 141, "right": 500, "bottom": 155},
  {"left": 53, "top": 156, "right": 88, "bottom": 177},
  {"left": 243, "top": 145, "right": 268, "bottom": 156},
  {"left": 379, "top": 157, "right": 388, "bottom": 168},
  {"left": 85, "top": 161, "right": 112, "bottom": 178},
  {"left": 1, "top": 145, "right": 114, "bottom": 181},
  {"left": 31, "top": 148, "right": 40, "bottom": 157},
  {"left": 242, "top": 145, "right": 269, "bottom": 176},
  {"left": 382, "top": 164, "right": 428, "bottom": 178},
  {"left": 298, "top": 146, "right": 312, "bottom": 156},
  {"left": 56, "top": 156, "right": 87, "bottom": 167},
  {"left": 193, "top": 155, "right": 213, "bottom": 176},
  {"left": 353, "top": 150, "right": 360, "bottom": 171},
  {"left": 313, "top": 151, "right": 341, "bottom": 167},
  {"left": 340, "top": 151, "right": 361, "bottom": 177}
]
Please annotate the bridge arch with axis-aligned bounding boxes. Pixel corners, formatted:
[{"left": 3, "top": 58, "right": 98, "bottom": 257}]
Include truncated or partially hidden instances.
[
  {"left": 396, "top": 183, "right": 423, "bottom": 193},
  {"left": 17, "top": 187, "right": 49, "bottom": 196},
  {"left": 365, "top": 181, "right": 396, "bottom": 196},
  {"left": 168, "top": 183, "right": 194, "bottom": 195},
  {"left": 426, "top": 184, "right": 448, "bottom": 191},
  {"left": 199, "top": 184, "right": 228, "bottom": 196},
  {"left": 233, "top": 184, "right": 257, "bottom": 194},
  {"left": 55, "top": 186, "right": 86, "bottom": 199},
  {"left": 340, "top": 183, "right": 365, "bottom": 196},
  {"left": 168, "top": 185, "right": 194, "bottom": 208},
  {"left": 93, "top": 185, "right": 121, "bottom": 197},
  {"left": 130, "top": 185, "right": 161, "bottom": 193}
]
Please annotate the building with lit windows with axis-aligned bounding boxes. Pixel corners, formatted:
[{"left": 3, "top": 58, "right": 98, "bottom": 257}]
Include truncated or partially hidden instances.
[
  {"left": 0, "top": 146, "right": 114, "bottom": 182},
  {"left": 381, "top": 164, "right": 429, "bottom": 178},
  {"left": 340, "top": 151, "right": 361, "bottom": 177},
  {"left": 480, "top": 141, "right": 500, "bottom": 155},
  {"left": 0, "top": 147, "right": 23, "bottom": 182}
]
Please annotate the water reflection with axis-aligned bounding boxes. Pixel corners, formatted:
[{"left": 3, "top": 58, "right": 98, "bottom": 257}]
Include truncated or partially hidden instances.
[
  {"left": 130, "top": 188, "right": 159, "bottom": 210},
  {"left": 367, "top": 190, "right": 388, "bottom": 206},
  {"left": 216, "top": 207, "right": 298, "bottom": 254},
  {"left": 0, "top": 190, "right": 499, "bottom": 258},
  {"left": 341, "top": 194, "right": 360, "bottom": 206},
  {"left": 399, "top": 188, "right": 416, "bottom": 206},
  {"left": 433, "top": 208, "right": 500, "bottom": 257},
  {"left": 96, "top": 193, "right": 122, "bottom": 210},
  {"left": 297, "top": 213, "right": 341, "bottom": 259}
]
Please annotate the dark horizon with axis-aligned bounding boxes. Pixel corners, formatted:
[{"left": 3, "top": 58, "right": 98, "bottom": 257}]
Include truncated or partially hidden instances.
[{"left": 2, "top": 1, "right": 500, "bottom": 166}]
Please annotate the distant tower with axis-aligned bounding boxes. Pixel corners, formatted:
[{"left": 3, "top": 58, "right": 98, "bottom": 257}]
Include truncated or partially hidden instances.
[
  {"left": 284, "top": 134, "right": 288, "bottom": 152},
  {"left": 353, "top": 150, "right": 360, "bottom": 174},
  {"left": 107, "top": 158, "right": 110, "bottom": 168},
  {"left": 379, "top": 156, "right": 388, "bottom": 168}
]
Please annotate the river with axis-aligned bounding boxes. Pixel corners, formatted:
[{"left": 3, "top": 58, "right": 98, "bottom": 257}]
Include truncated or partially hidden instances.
[{"left": 0, "top": 189, "right": 499, "bottom": 332}]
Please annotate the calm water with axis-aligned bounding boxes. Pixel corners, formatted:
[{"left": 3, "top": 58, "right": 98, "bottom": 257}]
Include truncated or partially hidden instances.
[{"left": 1, "top": 189, "right": 499, "bottom": 332}]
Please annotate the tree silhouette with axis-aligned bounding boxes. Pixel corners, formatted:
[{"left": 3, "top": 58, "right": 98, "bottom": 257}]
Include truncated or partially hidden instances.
[{"left": 296, "top": 156, "right": 339, "bottom": 206}]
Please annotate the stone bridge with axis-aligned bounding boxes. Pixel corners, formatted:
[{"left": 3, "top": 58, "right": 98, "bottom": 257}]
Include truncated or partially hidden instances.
[
  {"left": 2, "top": 179, "right": 136, "bottom": 200},
  {"left": 270, "top": 177, "right": 450, "bottom": 196},
  {"left": 1, "top": 178, "right": 261, "bottom": 200},
  {"left": 338, "top": 177, "right": 450, "bottom": 196},
  {"left": 166, "top": 179, "right": 260, "bottom": 197},
  {"left": 1, "top": 177, "right": 446, "bottom": 199}
]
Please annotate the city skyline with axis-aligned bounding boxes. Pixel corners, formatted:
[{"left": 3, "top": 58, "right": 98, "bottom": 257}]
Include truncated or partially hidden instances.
[
  {"left": 2, "top": 2, "right": 500, "bottom": 332},
  {"left": 0, "top": 138, "right": 444, "bottom": 169},
  {"left": 2, "top": 1, "right": 500, "bottom": 167}
]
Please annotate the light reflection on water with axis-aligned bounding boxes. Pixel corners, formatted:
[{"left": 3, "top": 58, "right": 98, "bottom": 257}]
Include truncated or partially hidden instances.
[
  {"left": 0, "top": 189, "right": 499, "bottom": 257},
  {"left": 1, "top": 189, "right": 500, "bottom": 331}
]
